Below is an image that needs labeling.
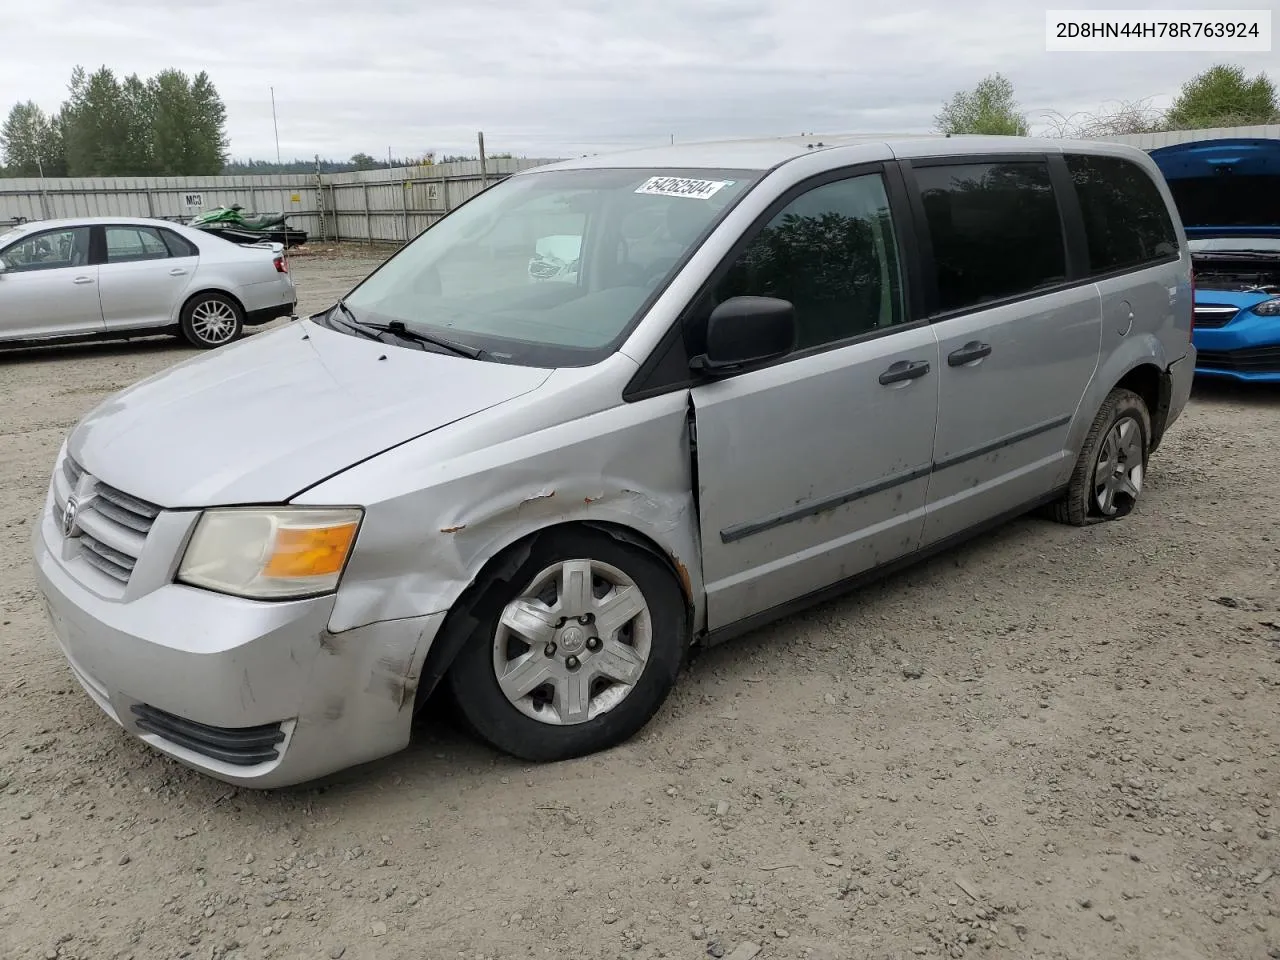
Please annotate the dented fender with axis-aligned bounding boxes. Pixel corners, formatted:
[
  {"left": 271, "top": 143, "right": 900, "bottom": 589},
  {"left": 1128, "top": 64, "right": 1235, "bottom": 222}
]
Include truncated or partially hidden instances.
[{"left": 294, "top": 381, "right": 706, "bottom": 640}]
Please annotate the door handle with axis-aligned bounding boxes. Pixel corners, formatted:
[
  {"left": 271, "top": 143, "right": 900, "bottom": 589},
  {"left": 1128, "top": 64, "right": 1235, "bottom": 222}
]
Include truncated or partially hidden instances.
[
  {"left": 878, "top": 359, "right": 931, "bottom": 385},
  {"left": 169, "top": 268, "right": 188, "bottom": 276},
  {"left": 947, "top": 341, "right": 992, "bottom": 366},
  {"left": 72, "top": 276, "right": 95, "bottom": 284}
]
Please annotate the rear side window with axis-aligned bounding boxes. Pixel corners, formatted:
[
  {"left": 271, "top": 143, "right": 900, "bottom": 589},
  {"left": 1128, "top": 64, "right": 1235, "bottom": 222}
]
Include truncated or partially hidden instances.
[
  {"left": 914, "top": 161, "right": 1066, "bottom": 314},
  {"left": 160, "top": 229, "right": 198, "bottom": 258},
  {"left": 105, "top": 226, "right": 171, "bottom": 263},
  {"left": 1066, "top": 154, "right": 1179, "bottom": 275}
]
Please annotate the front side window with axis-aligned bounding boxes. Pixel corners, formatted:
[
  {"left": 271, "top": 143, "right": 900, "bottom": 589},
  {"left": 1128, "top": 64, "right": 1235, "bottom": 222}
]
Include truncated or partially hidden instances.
[
  {"left": 105, "top": 226, "right": 172, "bottom": 264},
  {"left": 915, "top": 161, "right": 1066, "bottom": 313},
  {"left": 338, "top": 167, "right": 760, "bottom": 366},
  {"left": 0, "top": 227, "right": 91, "bottom": 272},
  {"left": 705, "top": 173, "right": 906, "bottom": 350},
  {"left": 1067, "top": 154, "right": 1179, "bottom": 275}
]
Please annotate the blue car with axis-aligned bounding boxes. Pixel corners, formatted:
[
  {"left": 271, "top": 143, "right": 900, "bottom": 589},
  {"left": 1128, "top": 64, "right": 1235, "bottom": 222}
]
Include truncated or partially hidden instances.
[{"left": 1150, "top": 138, "right": 1280, "bottom": 383}]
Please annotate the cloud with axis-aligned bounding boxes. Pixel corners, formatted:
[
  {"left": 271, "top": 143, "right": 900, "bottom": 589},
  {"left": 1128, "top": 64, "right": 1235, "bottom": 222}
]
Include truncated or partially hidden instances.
[{"left": 1, "top": 0, "right": 1274, "bottom": 161}]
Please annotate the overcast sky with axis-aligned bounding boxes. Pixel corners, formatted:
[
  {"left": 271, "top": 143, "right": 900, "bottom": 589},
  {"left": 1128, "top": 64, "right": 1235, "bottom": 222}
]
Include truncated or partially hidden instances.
[{"left": 2, "top": 0, "right": 1276, "bottom": 161}]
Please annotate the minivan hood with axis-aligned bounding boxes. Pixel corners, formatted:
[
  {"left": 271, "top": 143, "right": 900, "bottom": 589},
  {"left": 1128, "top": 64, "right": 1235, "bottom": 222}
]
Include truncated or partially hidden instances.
[{"left": 67, "top": 319, "right": 552, "bottom": 507}]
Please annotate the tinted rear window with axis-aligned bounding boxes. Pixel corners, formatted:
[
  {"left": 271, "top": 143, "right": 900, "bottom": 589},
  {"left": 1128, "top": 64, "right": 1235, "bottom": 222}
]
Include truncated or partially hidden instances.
[
  {"left": 914, "top": 160, "right": 1067, "bottom": 313},
  {"left": 1066, "top": 154, "right": 1179, "bottom": 275}
]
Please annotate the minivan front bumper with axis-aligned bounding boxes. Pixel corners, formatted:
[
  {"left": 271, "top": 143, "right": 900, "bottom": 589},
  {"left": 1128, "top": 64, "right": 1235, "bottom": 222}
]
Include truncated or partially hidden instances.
[{"left": 32, "top": 484, "right": 444, "bottom": 789}]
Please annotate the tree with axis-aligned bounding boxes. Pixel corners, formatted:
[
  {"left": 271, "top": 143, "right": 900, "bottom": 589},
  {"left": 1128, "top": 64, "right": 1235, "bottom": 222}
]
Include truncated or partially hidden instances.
[
  {"left": 62, "top": 66, "right": 132, "bottom": 175},
  {"left": 0, "top": 100, "right": 66, "bottom": 176},
  {"left": 935, "top": 73, "right": 1029, "bottom": 136},
  {"left": 7, "top": 64, "right": 230, "bottom": 177},
  {"left": 350, "top": 152, "right": 379, "bottom": 170},
  {"left": 148, "top": 69, "right": 230, "bottom": 175},
  {"left": 187, "top": 71, "right": 230, "bottom": 173},
  {"left": 1165, "top": 63, "right": 1279, "bottom": 129},
  {"left": 118, "top": 73, "right": 156, "bottom": 174}
]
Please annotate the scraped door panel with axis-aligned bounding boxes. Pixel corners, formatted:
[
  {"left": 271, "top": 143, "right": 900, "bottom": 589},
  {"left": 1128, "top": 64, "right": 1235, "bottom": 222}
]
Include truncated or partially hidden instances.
[
  {"left": 686, "top": 169, "right": 940, "bottom": 630},
  {"left": 693, "top": 328, "right": 940, "bottom": 629}
]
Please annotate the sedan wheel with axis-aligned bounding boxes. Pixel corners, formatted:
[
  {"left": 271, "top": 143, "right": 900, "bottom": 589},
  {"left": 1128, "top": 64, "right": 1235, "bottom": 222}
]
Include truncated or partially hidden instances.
[{"left": 180, "top": 292, "right": 244, "bottom": 348}]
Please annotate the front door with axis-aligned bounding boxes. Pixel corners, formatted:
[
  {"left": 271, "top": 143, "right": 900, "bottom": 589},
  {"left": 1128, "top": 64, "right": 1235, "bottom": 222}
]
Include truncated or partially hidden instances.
[
  {"left": 689, "top": 169, "right": 941, "bottom": 630},
  {"left": 903, "top": 157, "right": 1103, "bottom": 545},
  {"left": 0, "top": 226, "right": 101, "bottom": 340},
  {"left": 97, "top": 224, "right": 197, "bottom": 330}
]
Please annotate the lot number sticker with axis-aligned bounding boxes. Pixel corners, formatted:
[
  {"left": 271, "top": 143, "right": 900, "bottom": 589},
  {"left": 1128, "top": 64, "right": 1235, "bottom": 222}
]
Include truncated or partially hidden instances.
[
  {"left": 183, "top": 192, "right": 204, "bottom": 208},
  {"left": 635, "top": 176, "right": 731, "bottom": 200}
]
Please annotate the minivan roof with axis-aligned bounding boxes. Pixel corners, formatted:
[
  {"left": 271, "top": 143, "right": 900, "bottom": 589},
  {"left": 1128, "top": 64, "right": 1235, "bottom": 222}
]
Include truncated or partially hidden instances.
[{"left": 523, "top": 133, "right": 1154, "bottom": 174}]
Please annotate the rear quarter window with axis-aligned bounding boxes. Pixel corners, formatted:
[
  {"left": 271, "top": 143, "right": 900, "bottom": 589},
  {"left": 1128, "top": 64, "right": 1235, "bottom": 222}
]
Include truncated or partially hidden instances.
[
  {"left": 1066, "top": 154, "right": 1179, "bottom": 275},
  {"left": 160, "top": 229, "right": 199, "bottom": 258}
]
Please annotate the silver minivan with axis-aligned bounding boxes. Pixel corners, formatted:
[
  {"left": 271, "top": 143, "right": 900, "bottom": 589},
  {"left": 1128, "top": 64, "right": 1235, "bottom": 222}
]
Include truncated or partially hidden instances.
[{"left": 32, "top": 135, "right": 1196, "bottom": 787}]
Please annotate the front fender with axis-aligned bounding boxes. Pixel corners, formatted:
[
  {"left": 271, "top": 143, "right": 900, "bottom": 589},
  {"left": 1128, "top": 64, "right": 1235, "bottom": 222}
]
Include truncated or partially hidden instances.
[{"left": 296, "top": 388, "right": 704, "bottom": 637}]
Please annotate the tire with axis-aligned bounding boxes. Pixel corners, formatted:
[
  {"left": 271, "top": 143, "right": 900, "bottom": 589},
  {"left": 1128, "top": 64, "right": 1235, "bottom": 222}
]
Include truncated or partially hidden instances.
[
  {"left": 445, "top": 527, "right": 688, "bottom": 763},
  {"left": 180, "top": 292, "right": 244, "bottom": 349},
  {"left": 1050, "top": 388, "right": 1151, "bottom": 526}
]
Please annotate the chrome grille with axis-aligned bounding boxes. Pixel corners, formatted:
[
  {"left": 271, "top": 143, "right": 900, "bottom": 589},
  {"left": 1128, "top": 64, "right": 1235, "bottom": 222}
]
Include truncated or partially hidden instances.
[
  {"left": 94, "top": 484, "right": 160, "bottom": 533},
  {"left": 1193, "top": 303, "right": 1240, "bottom": 329},
  {"left": 62, "top": 455, "right": 85, "bottom": 487},
  {"left": 52, "top": 454, "right": 160, "bottom": 590},
  {"left": 79, "top": 534, "right": 137, "bottom": 582}
]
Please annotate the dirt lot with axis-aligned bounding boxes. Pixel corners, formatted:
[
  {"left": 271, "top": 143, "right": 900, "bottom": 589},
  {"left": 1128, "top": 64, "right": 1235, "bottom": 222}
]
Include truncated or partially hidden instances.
[{"left": 2, "top": 248, "right": 1278, "bottom": 960}]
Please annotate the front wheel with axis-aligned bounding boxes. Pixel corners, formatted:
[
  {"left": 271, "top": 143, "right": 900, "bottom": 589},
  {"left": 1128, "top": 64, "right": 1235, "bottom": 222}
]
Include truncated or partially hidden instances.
[
  {"left": 180, "top": 292, "right": 244, "bottom": 349},
  {"left": 1051, "top": 387, "right": 1151, "bottom": 526},
  {"left": 446, "top": 528, "right": 688, "bottom": 762}
]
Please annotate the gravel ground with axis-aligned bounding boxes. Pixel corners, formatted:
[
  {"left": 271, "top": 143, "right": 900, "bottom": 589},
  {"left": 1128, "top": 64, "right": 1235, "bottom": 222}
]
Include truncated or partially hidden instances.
[{"left": 2, "top": 248, "right": 1278, "bottom": 960}]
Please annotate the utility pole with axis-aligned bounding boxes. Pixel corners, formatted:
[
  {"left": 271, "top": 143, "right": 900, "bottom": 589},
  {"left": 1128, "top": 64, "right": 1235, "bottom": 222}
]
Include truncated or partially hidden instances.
[
  {"left": 270, "top": 87, "right": 281, "bottom": 163},
  {"left": 478, "top": 131, "right": 488, "bottom": 188},
  {"left": 35, "top": 156, "right": 49, "bottom": 220},
  {"left": 315, "top": 153, "right": 325, "bottom": 241}
]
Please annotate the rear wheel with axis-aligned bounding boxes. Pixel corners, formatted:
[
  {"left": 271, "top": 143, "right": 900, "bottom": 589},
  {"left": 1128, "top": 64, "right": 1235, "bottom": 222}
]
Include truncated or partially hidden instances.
[
  {"left": 1051, "top": 388, "right": 1151, "bottom": 526},
  {"left": 180, "top": 292, "right": 243, "bottom": 348},
  {"left": 446, "top": 528, "right": 687, "bottom": 762}
]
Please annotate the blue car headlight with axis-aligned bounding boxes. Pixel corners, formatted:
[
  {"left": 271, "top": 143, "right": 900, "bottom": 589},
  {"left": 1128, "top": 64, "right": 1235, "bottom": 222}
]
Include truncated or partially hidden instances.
[{"left": 1254, "top": 297, "right": 1280, "bottom": 317}]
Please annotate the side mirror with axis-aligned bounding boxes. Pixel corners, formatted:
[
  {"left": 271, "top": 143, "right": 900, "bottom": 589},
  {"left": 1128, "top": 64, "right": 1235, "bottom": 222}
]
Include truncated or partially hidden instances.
[{"left": 690, "top": 296, "right": 796, "bottom": 376}]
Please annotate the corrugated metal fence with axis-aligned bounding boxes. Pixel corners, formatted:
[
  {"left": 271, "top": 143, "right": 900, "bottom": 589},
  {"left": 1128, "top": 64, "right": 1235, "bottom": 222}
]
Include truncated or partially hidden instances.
[
  {"left": 0, "top": 157, "right": 562, "bottom": 244},
  {"left": 1086, "top": 123, "right": 1280, "bottom": 150},
  {"left": 6, "top": 123, "right": 1278, "bottom": 242}
]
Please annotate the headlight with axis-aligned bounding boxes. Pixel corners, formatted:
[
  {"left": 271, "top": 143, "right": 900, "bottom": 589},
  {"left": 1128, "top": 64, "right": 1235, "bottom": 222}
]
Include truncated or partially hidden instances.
[
  {"left": 177, "top": 507, "right": 363, "bottom": 599},
  {"left": 1253, "top": 297, "right": 1280, "bottom": 316}
]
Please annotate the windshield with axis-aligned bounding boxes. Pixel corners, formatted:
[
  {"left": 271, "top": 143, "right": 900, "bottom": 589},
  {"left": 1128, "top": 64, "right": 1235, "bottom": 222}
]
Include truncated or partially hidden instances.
[
  {"left": 337, "top": 167, "right": 761, "bottom": 366},
  {"left": 1188, "top": 236, "right": 1280, "bottom": 254}
]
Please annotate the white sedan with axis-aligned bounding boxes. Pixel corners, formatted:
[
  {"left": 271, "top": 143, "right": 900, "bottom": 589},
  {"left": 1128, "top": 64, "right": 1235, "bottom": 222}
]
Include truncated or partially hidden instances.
[{"left": 0, "top": 216, "right": 297, "bottom": 349}]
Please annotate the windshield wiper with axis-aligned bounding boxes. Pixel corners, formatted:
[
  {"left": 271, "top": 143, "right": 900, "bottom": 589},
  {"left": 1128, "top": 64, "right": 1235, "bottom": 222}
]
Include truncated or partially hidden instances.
[{"left": 328, "top": 300, "right": 484, "bottom": 360}]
